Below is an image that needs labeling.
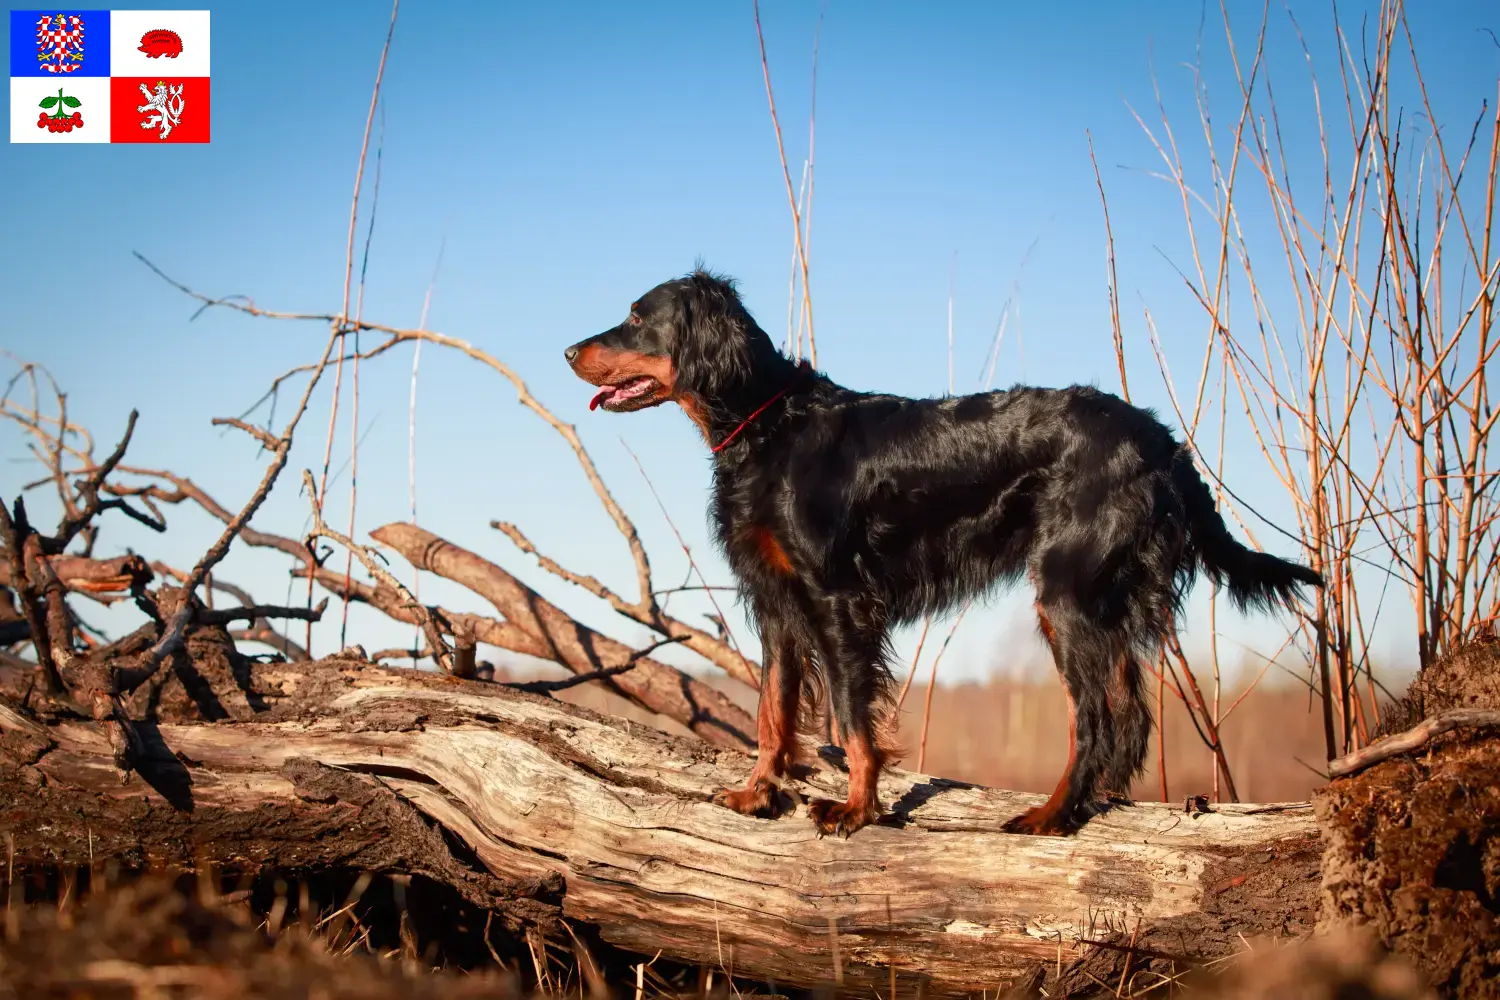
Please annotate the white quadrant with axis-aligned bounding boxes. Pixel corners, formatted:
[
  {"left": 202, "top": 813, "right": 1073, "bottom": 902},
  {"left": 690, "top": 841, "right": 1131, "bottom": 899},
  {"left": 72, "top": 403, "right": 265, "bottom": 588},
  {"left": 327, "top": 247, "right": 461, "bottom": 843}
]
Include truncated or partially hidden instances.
[
  {"left": 109, "top": 10, "right": 211, "bottom": 77},
  {"left": 11, "top": 76, "right": 110, "bottom": 143}
]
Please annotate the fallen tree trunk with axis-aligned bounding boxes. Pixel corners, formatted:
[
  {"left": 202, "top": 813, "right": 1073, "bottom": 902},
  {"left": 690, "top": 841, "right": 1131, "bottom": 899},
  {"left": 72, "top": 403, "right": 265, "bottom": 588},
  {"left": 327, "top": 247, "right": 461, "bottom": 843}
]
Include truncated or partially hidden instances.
[{"left": 0, "top": 657, "right": 1322, "bottom": 997}]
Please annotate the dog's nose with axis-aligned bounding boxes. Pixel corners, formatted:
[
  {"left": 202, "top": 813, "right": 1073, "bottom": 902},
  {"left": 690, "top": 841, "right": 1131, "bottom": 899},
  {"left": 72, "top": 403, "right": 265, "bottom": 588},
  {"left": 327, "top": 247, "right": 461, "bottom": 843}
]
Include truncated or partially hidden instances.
[{"left": 564, "top": 344, "right": 580, "bottom": 364}]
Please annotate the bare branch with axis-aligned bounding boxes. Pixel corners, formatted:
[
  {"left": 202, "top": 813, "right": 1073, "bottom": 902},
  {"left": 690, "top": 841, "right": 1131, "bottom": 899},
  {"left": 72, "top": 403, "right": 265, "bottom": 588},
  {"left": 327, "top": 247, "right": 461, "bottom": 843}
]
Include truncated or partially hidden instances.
[
  {"left": 228, "top": 624, "right": 310, "bottom": 663},
  {"left": 370, "top": 522, "right": 755, "bottom": 749},
  {"left": 302, "top": 470, "right": 457, "bottom": 676},
  {"left": 752, "top": 0, "right": 817, "bottom": 366},
  {"left": 118, "top": 322, "right": 347, "bottom": 710},
  {"left": 47, "top": 409, "right": 139, "bottom": 555},
  {"left": 492, "top": 519, "right": 756, "bottom": 688},
  {"left": 211, "top": 416, "right": 278, "bottom": 451},
  {"left": 197, "top": 599, "right": 329, "bottom": 627},
  {"left": 1328, "top": 708, "right": 1500, "bottom": 778}
]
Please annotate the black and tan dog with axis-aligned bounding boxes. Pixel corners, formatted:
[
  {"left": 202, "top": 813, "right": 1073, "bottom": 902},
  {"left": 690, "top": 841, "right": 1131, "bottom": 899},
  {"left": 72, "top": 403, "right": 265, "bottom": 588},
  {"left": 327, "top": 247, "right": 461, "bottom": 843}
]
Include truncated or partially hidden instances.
[{"left": 565, "top": 269, "right": 1321, "bottom": 837}]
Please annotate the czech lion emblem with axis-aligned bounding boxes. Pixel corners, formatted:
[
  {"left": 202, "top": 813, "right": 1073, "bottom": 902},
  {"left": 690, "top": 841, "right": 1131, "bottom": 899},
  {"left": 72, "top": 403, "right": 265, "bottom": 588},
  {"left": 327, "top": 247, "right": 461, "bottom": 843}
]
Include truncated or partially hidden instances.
[{"left": 137, "top": 81, "right": 186, "bottom": 140}]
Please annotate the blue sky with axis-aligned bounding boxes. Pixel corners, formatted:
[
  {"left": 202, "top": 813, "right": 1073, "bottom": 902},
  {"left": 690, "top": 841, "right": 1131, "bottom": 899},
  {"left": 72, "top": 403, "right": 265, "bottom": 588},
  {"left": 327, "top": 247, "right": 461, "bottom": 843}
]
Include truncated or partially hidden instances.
[{"left": 2, "top": 1, "right": 1496, "bottom": 686}]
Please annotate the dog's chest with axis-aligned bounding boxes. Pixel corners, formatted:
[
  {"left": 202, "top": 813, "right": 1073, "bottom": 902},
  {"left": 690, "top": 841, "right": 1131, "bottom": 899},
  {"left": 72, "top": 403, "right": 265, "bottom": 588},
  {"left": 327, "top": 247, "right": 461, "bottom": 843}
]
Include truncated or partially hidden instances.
[{"left": 715, "top": 500, "right": 798, "bottom": 583}]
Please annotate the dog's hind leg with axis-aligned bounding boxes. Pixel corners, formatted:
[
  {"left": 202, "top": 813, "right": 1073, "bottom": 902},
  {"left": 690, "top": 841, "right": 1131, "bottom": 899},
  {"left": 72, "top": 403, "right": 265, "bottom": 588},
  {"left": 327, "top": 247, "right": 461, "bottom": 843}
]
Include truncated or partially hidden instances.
[
  {"left": 806, "top": 595, "right": 897, "bottom": 838},
  {"left": 713, "top": 628, "right": 802, "bottom": 818},
  {"left": 1003, "top": 600, "right": 1117, "bottom": 836},
  {"left": 1101, "top": 649, "right": 1152, "bottom": 802}
]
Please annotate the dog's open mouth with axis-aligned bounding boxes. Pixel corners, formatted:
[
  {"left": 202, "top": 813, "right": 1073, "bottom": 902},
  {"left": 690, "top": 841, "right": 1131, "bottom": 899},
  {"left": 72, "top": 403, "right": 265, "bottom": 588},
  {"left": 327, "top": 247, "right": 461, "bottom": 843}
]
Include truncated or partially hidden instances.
[{"left": 589, "top": 376, "right": 662, "bottom": 411}]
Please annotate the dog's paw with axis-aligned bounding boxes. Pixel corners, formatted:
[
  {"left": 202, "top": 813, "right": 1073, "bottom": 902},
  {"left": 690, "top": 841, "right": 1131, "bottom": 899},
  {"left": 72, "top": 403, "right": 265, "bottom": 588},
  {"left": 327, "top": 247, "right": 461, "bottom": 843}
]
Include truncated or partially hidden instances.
[
  {"left": 807, "top": 797, "right": 879, "bottom": 838},
  {"left": 1001, "top": 805, "right": 1078, "bottom": 837},
  {"left": 712, "top": 780, "right": 778, "bottom": 817}
]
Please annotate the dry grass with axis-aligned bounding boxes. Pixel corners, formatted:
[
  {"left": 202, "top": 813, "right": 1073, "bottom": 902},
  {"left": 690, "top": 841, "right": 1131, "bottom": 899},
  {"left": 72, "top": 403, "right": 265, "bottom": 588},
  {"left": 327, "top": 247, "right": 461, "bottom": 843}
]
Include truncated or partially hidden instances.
[{"left": 0, "top": 870, "right": 1435, "bottom": 1000}]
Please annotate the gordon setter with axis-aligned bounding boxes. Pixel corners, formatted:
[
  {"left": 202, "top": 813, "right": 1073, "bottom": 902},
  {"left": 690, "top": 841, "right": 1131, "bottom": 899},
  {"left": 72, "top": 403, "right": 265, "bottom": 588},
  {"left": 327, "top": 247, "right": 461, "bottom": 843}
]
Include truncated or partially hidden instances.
[{"left": 564, "top": 269, "right": 1322, "bottom": 838}]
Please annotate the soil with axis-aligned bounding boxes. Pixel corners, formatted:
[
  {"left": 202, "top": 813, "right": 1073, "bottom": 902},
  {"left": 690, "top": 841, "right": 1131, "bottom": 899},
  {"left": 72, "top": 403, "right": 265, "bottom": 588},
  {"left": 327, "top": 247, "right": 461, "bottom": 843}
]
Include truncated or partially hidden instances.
[
  {"left": 1315, "top": 636, "right": 1500, "bottom": 999},
  {"left": 1376, "top": 633, "right": 1500, "bottom": 736},
  {"left": 1190, "top": 928, "right": 1435, "bottom": 999}
]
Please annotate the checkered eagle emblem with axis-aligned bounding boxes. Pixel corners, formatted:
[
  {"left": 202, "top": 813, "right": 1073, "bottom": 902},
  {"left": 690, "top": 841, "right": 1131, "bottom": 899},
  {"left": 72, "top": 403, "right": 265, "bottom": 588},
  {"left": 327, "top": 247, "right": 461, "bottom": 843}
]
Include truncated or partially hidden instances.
[{"left": 35, "top": 13, "right": 85, "bottom": 74}]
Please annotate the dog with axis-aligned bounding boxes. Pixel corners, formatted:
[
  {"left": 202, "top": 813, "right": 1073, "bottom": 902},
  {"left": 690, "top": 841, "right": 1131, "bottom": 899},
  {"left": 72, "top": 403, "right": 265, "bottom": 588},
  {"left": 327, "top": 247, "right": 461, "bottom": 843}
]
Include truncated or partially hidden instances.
[{"left": 564, "top": 269, "right": 1322, "bottom": 837}]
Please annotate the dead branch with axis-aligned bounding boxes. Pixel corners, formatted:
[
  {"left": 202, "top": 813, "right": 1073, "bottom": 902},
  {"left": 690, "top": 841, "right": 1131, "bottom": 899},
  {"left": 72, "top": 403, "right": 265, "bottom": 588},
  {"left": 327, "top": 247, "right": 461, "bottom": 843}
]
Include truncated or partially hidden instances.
[
  {"left": 136, "top": 260, "right": 762, "bottom": 696},
  {"left": 301, "top": 470, "right": 459, "bottom": 677},
  {"left": 492, "top": 520, "right": 756, "bottom": 688},
  {"left": 0, "top": 553, "right": 153, "bottom": 596},
  {"left": 210, "top": 416, "right": 278, "bottom": 451},
  {"left": 46, "top": 410, "right": 141, "bottom": 555},
  {"left": 3, "top": 360, "right": 751, "bottom": 749},
  {"left": 369, "top": 522, "right": 755, "bottom": 750},
  {"left": 122, "top": 325, "right": 347, "bottom": 711},
  {"left": 149, "top": 563, "right": 311, "bottom": 662},
  {"left": 370, "top": 645, "right": 430, "bottom": 662},
  {"left": 196, "top": 599, "right": 329, "bottom": 627},
  {"left": 227, "top": 625, "right": 310, "bottom": 662},
  {"left": 504, "top": 635, "right": 687, "bottom": 695},
  {"left": 312, "top": 567, "right": 547, "bottom": 661},
  {"left": 1327, "top": 708, "right": 1500, "bottom": 778},
  {"left": 0, "top": 501, "right": 61, "bottom": 694},
  {"left": 752, "top": 0, "right": 817, "bottom": 366},
  {"left": 504, "top": 662, "right": 639, "bottom": 695}
]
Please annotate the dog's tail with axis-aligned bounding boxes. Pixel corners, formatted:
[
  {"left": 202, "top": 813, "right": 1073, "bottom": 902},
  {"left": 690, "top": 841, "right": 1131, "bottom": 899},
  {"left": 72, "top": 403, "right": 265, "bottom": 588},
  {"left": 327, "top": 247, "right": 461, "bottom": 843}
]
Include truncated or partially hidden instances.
[{"left": 1172, "top": 447, "right": 1324, "bottom": 613}]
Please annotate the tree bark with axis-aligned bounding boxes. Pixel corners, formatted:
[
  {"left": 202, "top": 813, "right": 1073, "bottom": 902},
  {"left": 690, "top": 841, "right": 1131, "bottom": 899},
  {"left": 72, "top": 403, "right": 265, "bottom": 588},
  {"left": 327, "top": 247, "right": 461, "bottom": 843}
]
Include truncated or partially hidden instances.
[{"left": 0, "top": 657, "right": 1321, "bottom": 997}]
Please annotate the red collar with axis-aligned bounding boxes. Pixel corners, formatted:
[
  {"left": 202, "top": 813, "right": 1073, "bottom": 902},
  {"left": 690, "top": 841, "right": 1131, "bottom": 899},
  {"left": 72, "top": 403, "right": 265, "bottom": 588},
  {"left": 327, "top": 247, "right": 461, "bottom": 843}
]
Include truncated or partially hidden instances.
[{"left": 711, "top": 387, "right": 790, "bottom": 453}]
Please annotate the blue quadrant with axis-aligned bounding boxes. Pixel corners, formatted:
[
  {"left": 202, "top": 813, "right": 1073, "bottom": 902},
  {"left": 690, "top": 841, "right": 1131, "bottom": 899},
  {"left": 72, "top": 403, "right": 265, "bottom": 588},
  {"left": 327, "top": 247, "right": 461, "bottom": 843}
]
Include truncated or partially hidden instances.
[{"left": 10, "top": 10, "right": 111, "bottom": 77}]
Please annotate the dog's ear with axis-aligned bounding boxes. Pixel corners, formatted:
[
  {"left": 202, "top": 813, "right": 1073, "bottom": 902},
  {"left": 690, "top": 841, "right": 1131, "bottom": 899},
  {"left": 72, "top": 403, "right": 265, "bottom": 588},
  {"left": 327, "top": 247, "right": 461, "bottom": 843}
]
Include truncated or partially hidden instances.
[{"left": 672, "top": 271, "right": 761, "bottom": 402}]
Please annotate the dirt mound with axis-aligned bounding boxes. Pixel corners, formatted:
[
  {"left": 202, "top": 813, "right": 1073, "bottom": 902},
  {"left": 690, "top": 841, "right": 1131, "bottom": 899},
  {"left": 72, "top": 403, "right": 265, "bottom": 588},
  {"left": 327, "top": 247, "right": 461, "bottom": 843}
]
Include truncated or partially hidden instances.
[
  {"left": 1378, "top": 633, "right": 1500, "bottom": 736},
  {"left": 1194, "top": 929, "right": 1434, "bottom": 999},
  {"left": 1316, "top": 638, "right": 1500, "bottom": 999},
  {"left": 0, "top": 876, "right": 522, "bottom": 1000}
]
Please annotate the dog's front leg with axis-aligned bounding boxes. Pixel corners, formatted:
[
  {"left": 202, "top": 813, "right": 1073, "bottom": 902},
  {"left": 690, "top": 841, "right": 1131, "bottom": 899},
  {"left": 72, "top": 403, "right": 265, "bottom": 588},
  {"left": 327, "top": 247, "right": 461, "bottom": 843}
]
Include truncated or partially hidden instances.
[
  {"left": 806, "top": 726, "right": 885, "bottom": 837},
  {"left": 713, "top": 643, "right": 801, "bottom": 818}
]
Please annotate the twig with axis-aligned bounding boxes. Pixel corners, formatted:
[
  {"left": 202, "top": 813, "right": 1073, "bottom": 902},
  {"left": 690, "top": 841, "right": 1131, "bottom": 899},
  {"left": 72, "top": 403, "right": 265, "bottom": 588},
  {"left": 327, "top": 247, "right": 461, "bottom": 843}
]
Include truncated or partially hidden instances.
[
  {"left": 228, "top": 625, "right": 310, "bottom": 663},
  {"left": 312, "top": 0, "right": 399, "bottom": 657},
  {"left": 1327, "top": 708, "right": 1500, "bottom": 778},
  {"left": 917, "top": 599, "right": 971, "bottom": 772},
  {"left": 139, "top": 260, "right": 671, "bottom": 677},
  {"left": 505, "top": 652, "right": 656, "bottom": 696},
  {"left": 370, "top": 646, "right": 431, "bottom": 663},
  {"left": 752, "top": 0, "right": 816, "bottom": 366},
  {"left": 123, "top": 324, "right": 345, "bottom": 705},
  {"left": 197, "top": 599, "right": 329, "bottom": 627},
  {"left": 895, "top": 615, "right": 932, "bottom": 709},
  {"left": 1077, "top": 938, "right": 1201, "bottom": 967},
  {"left": 48, "top": 410, "right": 140, "bottom": 555},
  {"left": 493, "top": 516, "right": 755, "bottom": 688},
  {"left": 211, "top": 417, "right": 277, "bottom": 451},
  {"left": 343, "top": 96, "right": 389, "bottom": 649},
  {"left": 301, "top": 470, "right": 459, "bottom": 676},
  {"left": 407, "top": 234, "right": 445, "bottom": 665},
  {"left": 1088, "top": 130, "right": 1130, "bottom": 403}
]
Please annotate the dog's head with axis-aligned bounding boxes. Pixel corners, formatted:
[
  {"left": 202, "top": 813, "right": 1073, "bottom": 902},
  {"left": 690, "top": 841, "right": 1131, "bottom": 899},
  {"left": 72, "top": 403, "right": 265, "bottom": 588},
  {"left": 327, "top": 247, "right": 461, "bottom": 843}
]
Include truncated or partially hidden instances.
[{"left": 564, "top": 270, "right": 784, "bottom": 417}]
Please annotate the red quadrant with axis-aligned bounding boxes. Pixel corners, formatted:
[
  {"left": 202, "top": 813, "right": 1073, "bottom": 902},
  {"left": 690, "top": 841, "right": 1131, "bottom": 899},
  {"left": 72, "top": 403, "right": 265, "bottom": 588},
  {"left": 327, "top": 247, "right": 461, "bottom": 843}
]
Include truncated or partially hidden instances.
[{"left": 109, "top": 76, "right": 210, "bottom": 143}]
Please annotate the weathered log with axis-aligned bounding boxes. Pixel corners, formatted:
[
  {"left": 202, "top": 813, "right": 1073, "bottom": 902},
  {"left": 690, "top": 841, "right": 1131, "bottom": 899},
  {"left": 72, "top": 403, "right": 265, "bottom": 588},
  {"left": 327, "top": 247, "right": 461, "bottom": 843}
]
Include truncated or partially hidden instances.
[{"left": 0, "top": 658, "right": 1321, "bottom": 997}]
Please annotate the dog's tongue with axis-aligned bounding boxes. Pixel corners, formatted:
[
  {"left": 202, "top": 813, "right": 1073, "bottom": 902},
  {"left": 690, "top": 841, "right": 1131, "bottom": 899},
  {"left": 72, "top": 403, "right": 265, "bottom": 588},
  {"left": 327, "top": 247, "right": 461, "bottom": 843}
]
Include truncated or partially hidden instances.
[{"left": 589, "top": 388, "right": 612, "bottom": 411}]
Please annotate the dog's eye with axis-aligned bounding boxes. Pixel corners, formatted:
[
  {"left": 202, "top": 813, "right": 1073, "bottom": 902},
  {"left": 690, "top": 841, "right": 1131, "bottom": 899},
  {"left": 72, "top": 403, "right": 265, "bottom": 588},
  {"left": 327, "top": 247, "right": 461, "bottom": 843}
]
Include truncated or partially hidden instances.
[{"left": 626, "top": 313, "right": 643, "bottom": 326}]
